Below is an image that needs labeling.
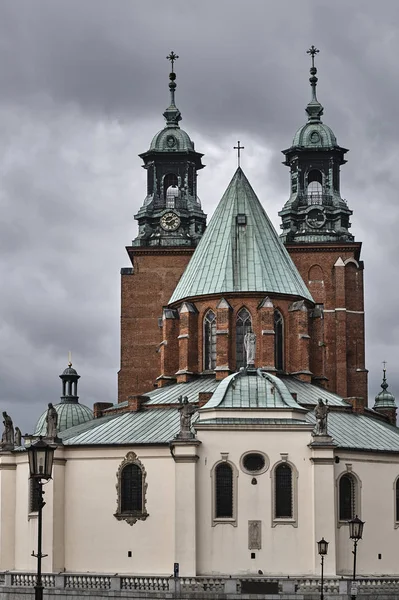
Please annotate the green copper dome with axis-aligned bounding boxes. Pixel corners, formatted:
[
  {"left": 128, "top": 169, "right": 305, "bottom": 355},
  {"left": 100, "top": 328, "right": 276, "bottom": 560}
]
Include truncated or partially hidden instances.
[
  {"left": 373, "top": 369, "right": 397, "bottom": 409},
  {"left": 292, "top": 122, "right": 337, "bottom": 149},
  {"left": 34, "top": 402, "right": 94, "bottom": 436},
  {"left": 149, "top": 127, "right": 194, "bottom": 152}
]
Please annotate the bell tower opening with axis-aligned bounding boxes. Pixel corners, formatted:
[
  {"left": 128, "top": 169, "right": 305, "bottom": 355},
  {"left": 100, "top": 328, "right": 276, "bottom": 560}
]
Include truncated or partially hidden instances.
[{"left": 306, "top": 169, "right": 323, "bottom": 203}]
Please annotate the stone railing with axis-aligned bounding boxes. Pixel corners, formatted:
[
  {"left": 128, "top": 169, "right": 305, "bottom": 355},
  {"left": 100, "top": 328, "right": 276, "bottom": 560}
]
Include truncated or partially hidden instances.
[{"left": 2, "top": 572, "right": 399, "bottom": 598}]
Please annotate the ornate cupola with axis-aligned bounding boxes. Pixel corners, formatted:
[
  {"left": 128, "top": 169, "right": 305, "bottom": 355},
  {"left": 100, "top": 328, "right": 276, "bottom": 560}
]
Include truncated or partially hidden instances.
[
  {"left": 373, "top": 364, "right": 397, "bottom": 425},
  {"left": 279, "top": 46, "right": 354, "bottom": 244},
  {"left": 132, "top": 51, "right": 206, "bottom": 248}
]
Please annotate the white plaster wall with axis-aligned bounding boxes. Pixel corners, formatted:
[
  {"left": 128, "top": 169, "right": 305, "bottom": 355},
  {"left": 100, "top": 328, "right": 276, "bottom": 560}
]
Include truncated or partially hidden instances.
[
  {"left": 196, "top": 428, "right": 315, "bottom": 576},
  {"left": 63, "top": 447, "right": 175, "bottom": 574},
  {"left": 14, "top": 459, "right": 38, "bottom": 572},
  {"left": 335, "top": 454, "right": 399, "bottom": 576}
]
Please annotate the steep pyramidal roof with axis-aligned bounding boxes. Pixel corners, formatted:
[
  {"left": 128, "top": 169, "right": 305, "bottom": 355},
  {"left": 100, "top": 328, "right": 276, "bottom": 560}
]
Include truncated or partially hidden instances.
[{"left": 169, "top": 168, "right": 313, "bottom": 304}]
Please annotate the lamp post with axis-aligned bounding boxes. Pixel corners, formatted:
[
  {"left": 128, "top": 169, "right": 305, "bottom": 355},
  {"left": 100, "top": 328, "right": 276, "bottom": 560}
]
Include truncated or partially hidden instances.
[
  {"left": 27, "top": 437, "right": 55, "bottom": 600},
  {"left": 317, "top": 537, "right": 329, "bottom": 600},
  {"left": 348, "top": 515, "right": 365, "bottom": 600}
]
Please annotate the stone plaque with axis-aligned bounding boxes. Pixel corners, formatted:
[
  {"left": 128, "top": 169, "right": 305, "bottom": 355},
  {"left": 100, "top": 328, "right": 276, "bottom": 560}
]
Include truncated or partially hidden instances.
[{"left": 248, "top": 520, "right": 261, "bottom": 550}]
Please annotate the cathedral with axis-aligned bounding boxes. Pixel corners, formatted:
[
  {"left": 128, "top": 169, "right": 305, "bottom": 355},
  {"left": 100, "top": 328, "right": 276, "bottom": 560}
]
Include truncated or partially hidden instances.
[{"left": 1, "top": 48, "right": 399, "bottom": 592}]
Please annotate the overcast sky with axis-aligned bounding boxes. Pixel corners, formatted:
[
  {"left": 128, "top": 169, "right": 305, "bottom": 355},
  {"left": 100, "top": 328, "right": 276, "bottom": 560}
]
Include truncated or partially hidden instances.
[{"left": 1, "top": 0, "right": 398, "bottom": 434}]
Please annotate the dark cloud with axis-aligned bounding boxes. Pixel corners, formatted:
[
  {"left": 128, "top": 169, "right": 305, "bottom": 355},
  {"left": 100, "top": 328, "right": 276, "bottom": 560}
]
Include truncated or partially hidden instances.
[{"left": 0, "top": 0, "right": 398, "bottom": 432}]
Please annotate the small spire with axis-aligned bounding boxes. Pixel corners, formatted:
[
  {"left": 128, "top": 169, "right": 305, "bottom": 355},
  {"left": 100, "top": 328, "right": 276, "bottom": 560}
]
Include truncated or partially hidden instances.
[
  {"left": 68, "top": 350, "right": 72, "bottom": 367},
  {"left": 234, "top": 141, "right": 244, "bottom": 168},
  {"left": 164, "top": 51, "right": 182, "bottom": 127},
  {"left": 305, "top": 45, "right": 324, "bottom": 123},
  {"left": 381, "top": 361, "right": 388, "bottom": 391}
]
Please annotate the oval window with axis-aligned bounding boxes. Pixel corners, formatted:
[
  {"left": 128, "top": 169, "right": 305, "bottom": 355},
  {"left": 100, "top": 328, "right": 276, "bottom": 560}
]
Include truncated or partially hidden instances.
[{"left": 241, "top": 452, "right": 269, "bottom": 475}]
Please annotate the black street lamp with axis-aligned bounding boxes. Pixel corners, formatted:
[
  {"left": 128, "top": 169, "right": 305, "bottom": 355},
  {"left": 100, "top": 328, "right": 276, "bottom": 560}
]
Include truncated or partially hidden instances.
[
  {"left": 317, "top": 537, "right": 329, "bottom": 600},
  {"left": 27, "top": 437, "right": 55, "bottom": 600},
  {"left": 348, "top": 515, "right": 365, "bottom": 600}
]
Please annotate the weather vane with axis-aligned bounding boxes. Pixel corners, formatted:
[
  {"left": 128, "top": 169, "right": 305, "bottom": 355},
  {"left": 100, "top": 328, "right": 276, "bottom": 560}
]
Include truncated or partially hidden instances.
[
  {"left": 234, "top": 141, "right": 244, "bottom": 168},
  {"left": 166, "top": 51, "right": 179, "bottom": 73},
  {"left": 307, "top": 45, "right": 319, "bottom": 69}
]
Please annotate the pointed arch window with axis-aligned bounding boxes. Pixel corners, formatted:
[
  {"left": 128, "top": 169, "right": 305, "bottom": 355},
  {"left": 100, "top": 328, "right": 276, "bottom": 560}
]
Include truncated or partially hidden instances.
[
  {"left": 114, "top": 452, "right": 148, "bottom": 526},
  {"left": 236, "top": 308, "right": 252, "bottom": 369},
  {"left": 274, "top": 310, "right": 284, "bottom": 371},
  {"left": 203, "top": 310, "right": 216, "bottom": 371}
]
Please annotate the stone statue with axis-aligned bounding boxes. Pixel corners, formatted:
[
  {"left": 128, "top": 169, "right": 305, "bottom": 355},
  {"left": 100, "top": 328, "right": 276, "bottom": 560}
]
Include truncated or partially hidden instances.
[
  {"left": 244, "top": 331, "right": 257, "bottom": 366},
  {"left": 177, "top": 396, "right": 196, "bottom": 440},
  {"left": 14, "top": 427, "right": 22, "bottom": 447},
  {"left": 46, "top": 403, "right": 58, "bottom": 438},
  {"left": 1, "top": 412, "right": 14, "bottom": 448},
  {"left": 314, "top": 399, "right": 329, "bottom": 436}
]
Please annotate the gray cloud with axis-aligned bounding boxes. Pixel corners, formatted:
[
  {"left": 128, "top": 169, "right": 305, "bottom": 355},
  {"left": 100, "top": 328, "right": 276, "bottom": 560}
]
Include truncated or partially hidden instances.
[{"left": 0, "top": 0, "right": 398, "bottom": 432}]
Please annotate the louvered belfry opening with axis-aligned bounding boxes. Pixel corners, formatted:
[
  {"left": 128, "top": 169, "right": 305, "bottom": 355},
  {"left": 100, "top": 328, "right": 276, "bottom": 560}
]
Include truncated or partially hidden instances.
[
  {"left": 215, "top": 463, "right": 233, "bottom": 518},
  {"left": 121, "top": 464, "right": 143, "bottom": 513},
  {"left": 275, "top": 463, "right": 292, "bottom": 518}
]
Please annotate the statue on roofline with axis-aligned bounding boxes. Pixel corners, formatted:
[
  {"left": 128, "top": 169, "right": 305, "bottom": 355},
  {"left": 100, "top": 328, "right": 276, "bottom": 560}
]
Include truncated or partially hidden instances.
[
  {"left": 244, "top": 330, "right": 256, "bottom": 367},
  {"left": 313, "top": 398, "right": 329, "bottom": 436},
  {"left": 46, "top": 403, "right": 58, "bottom": 438},
  {"left": 176, "top": 395, "right": 196, "bottom": 440},
  {"left": 1, "top": 411, "right": 14, "bottom": 449}
]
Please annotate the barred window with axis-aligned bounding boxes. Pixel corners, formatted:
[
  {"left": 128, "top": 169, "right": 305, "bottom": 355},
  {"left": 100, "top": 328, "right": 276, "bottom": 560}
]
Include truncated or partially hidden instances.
[
  {"left": 274, "top": 310, "right": 284, "bottom": 371},
  {"left": 339, "top": 474, "right": 355, "bottom": 521},
  {"left": 396, "top": 479, "right": 399, "bottom": 523},
  {"left": 275, "top": 463, "right": 292, "bottom": 518},
  {"left": 29, "top": 478, "right": 41, "bottom": 513},
  {"left": 215, "top": 463, "right": 233, "bottom": 518},
  {"left": 121, "top": 464, "right": 143, "bottom": 513},
  {"left": 204, "top": 310, "right": 217, "bottom": 370},
  {"left": 236, "top": 308, "right": 252, "bottom": 369}
]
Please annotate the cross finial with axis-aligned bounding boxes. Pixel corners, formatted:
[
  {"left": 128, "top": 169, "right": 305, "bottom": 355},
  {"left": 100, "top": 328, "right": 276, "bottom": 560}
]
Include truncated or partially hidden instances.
[
  {"left": 307, "top": 45, "right": 319, "bottom": 69},
  {"left": 166, "top": 51, "right": 179, "bottom": 73},
  {"left": 383, "top": 360, "right": 387, "bottom": 373},
  {"left": 234, "top": 141, "right": 245, "bottom": 168}
]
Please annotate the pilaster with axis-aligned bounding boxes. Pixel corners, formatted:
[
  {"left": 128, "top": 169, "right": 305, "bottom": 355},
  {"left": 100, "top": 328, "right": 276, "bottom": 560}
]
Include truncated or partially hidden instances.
[
  {"left": 215, "top": 298, "right": 232, "bottom": 380},
  {"left": 0, "top": 453, "right": 16, "bottom": 570},
  {"left": 158, "top": 308, "right": 179, "bottom": 386},
  {"left": 170, "top": 439, "right": 201, "bottom": 576},
  {"left": 176, "top": 303, "right": 198, "bottom": 383},
  {"left": 288, "top": 300, "right": 311, "bottom": 381},
  {"left": 258, "top": 296, "right": 275, "bottom": 370},
  {"left": 334, "top": 259, "right": 347, "bottom": 398}
]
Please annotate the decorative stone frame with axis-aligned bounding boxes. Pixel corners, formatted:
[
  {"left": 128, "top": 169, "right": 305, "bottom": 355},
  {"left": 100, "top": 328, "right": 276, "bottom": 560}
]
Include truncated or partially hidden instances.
[
  {"left": 114, "top": 451, "right": 149, "bottom": 526},
  {"left": 240, "top": 450, "right": 269, "bottom": 476},
  {"left": 210, "top": 456, "right": 239, "bottom": 527},
  {"left": 393, "top": 476, "right": 399, "bottom": 529},
  {"left": 336, "top": 467, "right": 362, "bottom": 528},
  {"left": 270, "top": 457, "right": 299, "bottom": 528}
]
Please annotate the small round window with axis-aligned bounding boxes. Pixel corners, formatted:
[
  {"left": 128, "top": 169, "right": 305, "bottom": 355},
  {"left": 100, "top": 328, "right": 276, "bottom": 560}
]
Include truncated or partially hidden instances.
[{"left": 240, "top": 451, "right": 269, "bottom": 475}]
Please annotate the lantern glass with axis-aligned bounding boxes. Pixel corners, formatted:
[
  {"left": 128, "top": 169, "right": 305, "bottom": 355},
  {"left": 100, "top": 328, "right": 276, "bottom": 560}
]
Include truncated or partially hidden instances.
[
  {"left": 28, "top": 437, "right": 55, "bottom": 480},
  {"left": 349, "top": 515, "right": 365, "bottom": 540},
  {"left": 317, "top": 537, "right": 329, "bottom": 556}
]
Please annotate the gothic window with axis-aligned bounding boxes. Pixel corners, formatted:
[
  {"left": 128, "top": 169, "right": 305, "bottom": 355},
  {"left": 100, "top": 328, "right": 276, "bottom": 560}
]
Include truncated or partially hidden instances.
[
  {"left": 271, "top": 460, "right": 298, "bottom": 527},
  {"left": 338, "top": 473, "right": 360, "bottom": 522},
  {"left": 211, "top": 459, "right": 238, "bottom": 526},
  {"left": 203, "top": 310, "right": 216, "bottom": 371},
  {"left": 163, "top": 173, "right": 178, "bottom": 205},
  {"left": 236, "top": 308, "right": 252, "bottom": 369},
  {"left": 275, "top": 463, "right": 292, "bottom": 518},
  {"left": 29, "top": 478, "right": 41, "bottom": 513},
  {"left": 114, "top": 452, "right": 148, "bottom": 526},
  {"left": 274, "top": 310, "right": 284, "bottom": 371},
  {"left": 306, "top": 169, "right": 323, "bottom": 203}
]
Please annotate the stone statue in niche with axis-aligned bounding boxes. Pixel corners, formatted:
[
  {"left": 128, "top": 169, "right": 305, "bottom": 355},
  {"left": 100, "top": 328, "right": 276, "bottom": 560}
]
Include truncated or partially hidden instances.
[
  {"left": 244, "top": 331, "right": 256, "bottom": 367},
  {"left": 1, "top": 411, "right": 14, "bottom": 449},
  {"left": 14, "top": 427, "right": 22, "bottom": 447},
  {"left": 46, "top": 403, "right": 58, "bottom": 438},
  {"left": 314, "top": 398, "right": 329, "bottom": 436},
  {"left": 176, "top": 396, "right": 196, "bottom": 440}
]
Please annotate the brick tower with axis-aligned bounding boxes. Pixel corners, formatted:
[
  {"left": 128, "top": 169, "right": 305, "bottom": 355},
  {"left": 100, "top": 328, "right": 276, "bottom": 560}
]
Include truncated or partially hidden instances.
[
  {"left": 279, "top": 46, "right": 368, "bottom": 404},
  {"left": 118, "top": 52, "right": 207, "bottom": 402}
]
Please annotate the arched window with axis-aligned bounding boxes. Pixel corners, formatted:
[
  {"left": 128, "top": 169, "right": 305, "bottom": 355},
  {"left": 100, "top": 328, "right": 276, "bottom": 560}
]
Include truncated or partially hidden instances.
[
  {"left": 203, "top": 310, "right": 216, "bottom": 371},
  {"left": 163, "top": 173, "right": 178, "bottom": 204},
  {"left": 121, "top": 464, "right": 143, "bottom": 513},
  {"left": 274, "top": 310, "right": 284, "bottom": 371},
  {"left": 306, "top": 169, "right": 323, "bottom": 203},
  {"left": 114, "top": 452, "right": 148, "bottom": 526},
  {"left": 215, "top": 462, "right": 233, "bottom": 518},
  {"left": 236, "top": 308, "right": 252, "bottom": 369},
  {"left": 275, "top": 463, "right": 292, "bottom": 518},
  {"left": 339, "top": 473, "right": 357, "bottom": 521}
]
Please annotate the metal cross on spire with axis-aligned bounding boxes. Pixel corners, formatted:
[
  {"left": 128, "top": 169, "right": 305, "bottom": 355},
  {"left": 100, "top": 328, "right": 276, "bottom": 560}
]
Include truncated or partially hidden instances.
[
  {"left": 383, "top": 360, "right": 387, "bottom": 372},
  {"left": 166, "top": 51, "right": 179, "bottom": 73},
  {"left": 307, "top": 45, "right": 319, "bottom": 69},
  {"left": 234, "top": 141, "right": 245, "bottom": 168}
]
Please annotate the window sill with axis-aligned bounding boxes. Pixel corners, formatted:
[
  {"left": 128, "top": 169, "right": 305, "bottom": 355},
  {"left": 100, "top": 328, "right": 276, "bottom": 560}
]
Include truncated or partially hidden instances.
[
  {"left": 272, "top": 518, "right": 297, "bottom": 528},
  {"left": 212, "top": 517, "right": 237, "bottom": 528},
  {"left": 114, "top": 511, "right": 149, "bottom": 526},
  {"left": 28, "top": 512, "right": 38, "bottom": 521}
]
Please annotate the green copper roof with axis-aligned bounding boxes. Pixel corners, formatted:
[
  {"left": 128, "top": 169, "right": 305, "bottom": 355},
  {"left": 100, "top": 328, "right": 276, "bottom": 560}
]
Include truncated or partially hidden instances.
[
  {"left": 169, "top": 168, "right": 314, "bottom": 304},
  {"left": 292, "top": 122, "right": 337, "bottom": 149},
  {"left": 373, "top": 369, "right": 397, "bottom": 409},
  {"left": 35, "top": 402, "right": 93, "bottom": 435},
  {"left": 202, "top": 370, "right": 306, "bottom": 411}
]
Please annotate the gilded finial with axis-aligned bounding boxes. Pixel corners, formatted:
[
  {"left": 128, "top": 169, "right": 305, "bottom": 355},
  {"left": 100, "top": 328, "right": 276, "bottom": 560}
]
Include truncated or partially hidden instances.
[
  {"left": 68, "top": 351, "right": 72, "bottom": 367},
  {"left": 382, "top": 360, "right": 388, "bottom": 389},
  {"left": 234, "top": 141, "right": 245, "bottom": 168}
]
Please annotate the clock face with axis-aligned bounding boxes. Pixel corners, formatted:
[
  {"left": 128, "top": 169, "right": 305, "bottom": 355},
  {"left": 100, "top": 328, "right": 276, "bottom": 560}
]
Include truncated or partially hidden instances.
[
  {"left": 160, "top": 212, "right": 181, "bottom": 231},
  {"left": 306, "top": 208, "right": 325, "bottom": 229}
]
